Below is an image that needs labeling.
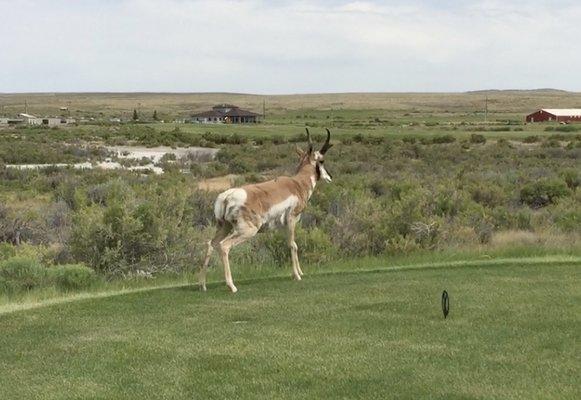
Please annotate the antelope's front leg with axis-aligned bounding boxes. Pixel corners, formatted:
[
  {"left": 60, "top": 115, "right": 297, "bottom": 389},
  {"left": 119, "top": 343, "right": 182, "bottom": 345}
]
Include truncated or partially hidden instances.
[{"left": 286, "top": 217, "right": 302, "bottom": 280}]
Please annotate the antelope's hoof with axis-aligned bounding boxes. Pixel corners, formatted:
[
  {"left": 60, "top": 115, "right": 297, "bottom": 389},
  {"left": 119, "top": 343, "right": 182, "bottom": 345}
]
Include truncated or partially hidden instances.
[
  {"left": 200, "top": 284, "right": 207, "bottom": 292},
  {"left": 229, "top": 285, "right": 238, "bottom": 293},
  {"left": 293, "top": 274, "right": 302, "bottom": 281}
]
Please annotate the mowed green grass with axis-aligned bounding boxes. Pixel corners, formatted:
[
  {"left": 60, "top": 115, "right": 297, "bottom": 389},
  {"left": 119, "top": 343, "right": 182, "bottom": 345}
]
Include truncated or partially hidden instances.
[
  {"left": 148, "top": 120, "right": 572, "bottom": 141},
  {"left": 0, "top": 259, "right": 579, "bottom": 399}
]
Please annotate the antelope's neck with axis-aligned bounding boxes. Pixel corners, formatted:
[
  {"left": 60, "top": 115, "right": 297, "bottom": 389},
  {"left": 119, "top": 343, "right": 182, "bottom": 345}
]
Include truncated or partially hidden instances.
[{"left": 295, "top": 164, "right": 317, "bottom": 200}]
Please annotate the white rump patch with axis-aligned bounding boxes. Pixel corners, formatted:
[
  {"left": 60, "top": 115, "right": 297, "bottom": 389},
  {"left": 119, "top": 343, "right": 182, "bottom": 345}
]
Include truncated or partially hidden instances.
[
  {"left": 263, "top": 195, "right": 299, "bottom": 230},
  {"left": 214, "top": 188, "right": 247, "bottom": 222}
]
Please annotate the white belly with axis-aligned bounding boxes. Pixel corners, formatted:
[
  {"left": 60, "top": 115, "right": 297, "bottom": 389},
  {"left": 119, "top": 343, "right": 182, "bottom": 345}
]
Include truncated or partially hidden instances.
[{"left": 262, "top": 195, "right": 299, "bottom": 230}]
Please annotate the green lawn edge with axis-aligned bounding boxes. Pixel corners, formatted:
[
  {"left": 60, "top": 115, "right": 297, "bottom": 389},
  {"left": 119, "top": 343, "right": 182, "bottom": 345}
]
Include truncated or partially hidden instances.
[{"left": 2, "top": 254, "right": 578, "bottom": 316}]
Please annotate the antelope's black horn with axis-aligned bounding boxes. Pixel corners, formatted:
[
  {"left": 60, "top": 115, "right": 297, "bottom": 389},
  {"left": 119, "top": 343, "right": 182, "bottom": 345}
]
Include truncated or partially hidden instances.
[
  {"left": 305, "top": 128, "right": 314, "bottom": 152},
  {"left": 320, "top": 128, "right": 333, "bottom": 154}
]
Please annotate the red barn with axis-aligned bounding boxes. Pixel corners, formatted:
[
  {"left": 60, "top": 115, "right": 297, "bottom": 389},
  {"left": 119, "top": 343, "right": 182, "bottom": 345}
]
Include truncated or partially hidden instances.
[{"left": 526, "top": 109, "right": 581, "bottom": 123}]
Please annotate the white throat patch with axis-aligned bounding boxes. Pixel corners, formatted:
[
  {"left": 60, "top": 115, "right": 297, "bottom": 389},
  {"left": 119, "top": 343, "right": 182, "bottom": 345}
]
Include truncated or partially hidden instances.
[
  {"left": 319, "top": 164, "right": 332, "bottom": 183},
  {"left": 309, "top": 176, "right": 317, "bottom": 198}
]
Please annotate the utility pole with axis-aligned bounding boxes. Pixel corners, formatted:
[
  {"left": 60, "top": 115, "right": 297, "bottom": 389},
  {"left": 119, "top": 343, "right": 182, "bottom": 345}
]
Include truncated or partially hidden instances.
[
  {"left": 24, "top": 100, "right": 28, "bottom": 114},
  {"left": 484, "top": 95, "right": 488, "bottom": 124},
  {"left": 262, "top": 98, "right": 266, "bottom": 120}
]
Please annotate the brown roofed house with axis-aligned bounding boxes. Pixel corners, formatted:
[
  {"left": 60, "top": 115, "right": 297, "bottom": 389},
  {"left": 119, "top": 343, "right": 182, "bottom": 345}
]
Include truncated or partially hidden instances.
[{"left": 191, "top": 104, "right": 260, "bottom": 124}]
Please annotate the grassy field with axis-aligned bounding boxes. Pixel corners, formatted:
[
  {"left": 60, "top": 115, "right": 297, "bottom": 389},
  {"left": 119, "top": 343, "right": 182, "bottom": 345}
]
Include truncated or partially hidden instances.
[
  {"left": 3, "top": 90, "right": 581, "bottom": 118},
  {"left": 0, "top": 255, "right": 579, "bottom": 399}
]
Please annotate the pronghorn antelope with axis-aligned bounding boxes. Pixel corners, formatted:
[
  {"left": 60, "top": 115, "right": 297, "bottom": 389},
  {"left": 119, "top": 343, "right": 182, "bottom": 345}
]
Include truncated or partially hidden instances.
[{"left": 199, "top": 128, "right": 334, "bottom": 293}]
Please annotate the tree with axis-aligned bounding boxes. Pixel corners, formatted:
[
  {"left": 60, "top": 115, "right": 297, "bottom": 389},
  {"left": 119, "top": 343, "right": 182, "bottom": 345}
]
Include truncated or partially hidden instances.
[
  {"left": 153, "top": 110, "right": 158, "bottom": 121},
  {"left": 132, "top": 109, "right": 138, "bottom": 121}
]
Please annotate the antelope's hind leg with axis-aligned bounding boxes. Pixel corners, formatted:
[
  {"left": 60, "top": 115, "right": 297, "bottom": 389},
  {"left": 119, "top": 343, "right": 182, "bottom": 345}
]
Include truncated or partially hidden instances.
[
  {"left": 199, "top": 223, "right": 231, "bottom": 291},
  {"left": 218, "top": 222, "right": 258, "bottom": 293}
]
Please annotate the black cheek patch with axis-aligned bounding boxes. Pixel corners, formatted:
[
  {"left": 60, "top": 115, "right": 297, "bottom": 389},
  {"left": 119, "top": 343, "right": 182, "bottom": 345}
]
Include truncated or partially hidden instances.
[{"left": 315, "top": 164, "right": 321, "bottom": 180}]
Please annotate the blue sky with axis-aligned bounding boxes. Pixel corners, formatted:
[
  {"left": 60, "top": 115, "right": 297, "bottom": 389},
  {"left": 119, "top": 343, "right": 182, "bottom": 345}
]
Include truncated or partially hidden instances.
[{"left": 1, "top": 0, "right": 580, "bottom": 93}]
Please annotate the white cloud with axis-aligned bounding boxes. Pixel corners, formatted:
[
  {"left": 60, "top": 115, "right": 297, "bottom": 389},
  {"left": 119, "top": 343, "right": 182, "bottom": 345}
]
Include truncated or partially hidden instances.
[{"left": 0, "top": 0, "right": 580, "bottom": 92}]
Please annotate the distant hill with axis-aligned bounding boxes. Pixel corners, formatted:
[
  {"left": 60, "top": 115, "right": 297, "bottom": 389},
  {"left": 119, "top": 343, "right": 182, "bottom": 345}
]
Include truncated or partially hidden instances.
[{"left": 466, "top": 89, "right": 571, "bottom": 95}]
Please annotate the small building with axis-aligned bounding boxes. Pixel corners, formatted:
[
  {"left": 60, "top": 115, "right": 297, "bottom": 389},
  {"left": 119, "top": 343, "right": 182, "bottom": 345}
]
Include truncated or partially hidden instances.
[
  {"left": 191, "top": 104, "right": 260, "bottom": 124},
  {"left": 0, "top": 118, "right": 24, "bottom": 126},
  {"left": 18, "top": 113, "right": 75, "bottom": 126},
  {"left": 19, "top": 113, "right": 42, "bottom": 125},
  {"left": 41, "top": 117, "right": 73, "bottom": 126},
  {"left": 526, "top": 109, "right": 581, "bottom": 123}
]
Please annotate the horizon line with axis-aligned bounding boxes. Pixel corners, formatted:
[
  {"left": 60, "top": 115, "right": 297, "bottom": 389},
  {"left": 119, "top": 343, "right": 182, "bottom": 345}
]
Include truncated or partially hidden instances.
[{"left": 0, "top": 88, "right": 577, "bottom": 96}]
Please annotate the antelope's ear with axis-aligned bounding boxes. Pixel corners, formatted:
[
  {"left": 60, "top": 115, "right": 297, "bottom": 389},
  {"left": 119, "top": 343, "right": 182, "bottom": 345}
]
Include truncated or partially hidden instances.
[{"left": 295, "top": 145, "right": 305, "bottom": 158}]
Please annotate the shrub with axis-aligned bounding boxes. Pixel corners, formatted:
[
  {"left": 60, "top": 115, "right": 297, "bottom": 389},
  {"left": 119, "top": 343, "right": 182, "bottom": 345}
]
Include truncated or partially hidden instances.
[
  {"left": 410, "top": 221, "right": 440, "bottom": 249},
  {"left": 523, "top": 135, "right": 540, "bottom": 143},
  {"left": 49, "top": 264, "right": 97, "bottom": 291},
  {"left": 159, "top": 153, "right": 177, "bottom": 162},
  {"left": 340, "top": 137, "right": 353, "bottom": 145},
  {"left": 496, "top": 138, "right": 510, "bottom": 147},
  {"left": 0, "top": 204, "right": 33, "bottom": 245},
  {"left": 488, "top": 126, "right": 510, "bottom": 132},
  {"left": 520, "top": 179, "right": 570, "bottom": 208},
  {"left": 69, "top": 185, "right": 209, "bottom": 276},
  {"left": 514, "top": 209, "right": 532, "bottom": 231},
  {"left": 430, "top": 134, "right": 456, "bottom": 144},
  {"left": 361, "top": 136, "right": 384, "bottom": 145},
  {"left": 0, "top": 257, "right": 47, "bottom": 292},
  {"left": 474, "top": 220, "right": 494, "bottom": 244},
  {"left": 469, "top": 183, "right": 505, "bottom": 208},
  {"left": 0, "top": 243, "right": 16, "bottom": 261},
  {"left": 554, "top": 210, "right": 580, "bottom": 233},
  {"left": 54, "top": 178, "right": 87, "bottom": 211},
  {"left": 254, "top": 231, "right": 289, "bottom": 266},
  {"left": 542, "top": 139, "right": 561, "bottom": 148},
  {"left": 555, "top": 125, "right": 580, "bottom": 132},
  {"left": 470, "top": 134, "right": 486, "bottom": 144},
  {"left": 369, "top": 181, "right": 388, "bottom": 197},
  {"left": 296, "top": 227, "right": 337, "bottom": 265},
  {"left": 228, "top": 159, "right": 252, "bottom": 173},
  {"left": 549, "top": 134, "right": 567, "bottom": 141},
  {"left": 560, "top": 168, "right": 580, "bottom": 190},
  {"left": 433, "top": 189, "right": 466, "bottom": 217}
]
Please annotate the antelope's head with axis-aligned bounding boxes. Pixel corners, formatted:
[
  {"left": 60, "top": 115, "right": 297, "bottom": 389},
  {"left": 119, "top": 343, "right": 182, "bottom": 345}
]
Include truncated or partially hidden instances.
[{"left": 296, "top": 128, "right": 334, "bottom": 183}]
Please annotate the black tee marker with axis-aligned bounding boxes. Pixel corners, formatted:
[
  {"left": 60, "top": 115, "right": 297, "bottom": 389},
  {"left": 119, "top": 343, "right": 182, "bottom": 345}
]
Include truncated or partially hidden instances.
[{"left": 442, "top": 290, "right": 450, "bottom": 318}]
